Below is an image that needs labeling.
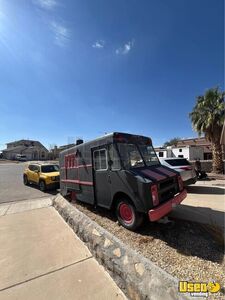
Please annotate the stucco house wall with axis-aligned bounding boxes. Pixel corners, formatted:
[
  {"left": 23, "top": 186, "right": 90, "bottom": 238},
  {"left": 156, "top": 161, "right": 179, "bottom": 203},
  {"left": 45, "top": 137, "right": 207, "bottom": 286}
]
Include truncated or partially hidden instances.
[{"left": 2, "top": 140, "right": 49, "bottom": 160}]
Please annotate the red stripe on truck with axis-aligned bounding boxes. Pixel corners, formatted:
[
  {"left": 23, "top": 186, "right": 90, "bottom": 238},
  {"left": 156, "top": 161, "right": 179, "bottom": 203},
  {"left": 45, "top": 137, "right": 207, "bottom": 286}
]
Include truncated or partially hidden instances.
[
  {"left": 61, "top": 179, "right": 93, "bottom": 186},
  {"left": 141, "top": 169, "right": 167, "bottom": 181},
  {"left": 60, "top": 164, "right": 92, "bottom": 170},
  {"left": 156, "top": 167, "right": 177, "bottom": 177}
]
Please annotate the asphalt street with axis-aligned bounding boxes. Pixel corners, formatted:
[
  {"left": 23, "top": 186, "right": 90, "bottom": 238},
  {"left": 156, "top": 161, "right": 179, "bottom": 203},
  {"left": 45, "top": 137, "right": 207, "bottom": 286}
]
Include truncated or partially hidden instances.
[
  {"left": 0, "top": 163, "right": 57, "bottom": 204},
  {"left": 0, "top": 162, "right": 224, "bottom": 228}
]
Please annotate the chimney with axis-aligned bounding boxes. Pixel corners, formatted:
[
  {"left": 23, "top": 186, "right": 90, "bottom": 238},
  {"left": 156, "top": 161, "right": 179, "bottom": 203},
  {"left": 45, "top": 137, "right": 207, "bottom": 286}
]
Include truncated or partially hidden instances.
[{"left": 76, "top": 139, "right": 84, "bottom": 145}]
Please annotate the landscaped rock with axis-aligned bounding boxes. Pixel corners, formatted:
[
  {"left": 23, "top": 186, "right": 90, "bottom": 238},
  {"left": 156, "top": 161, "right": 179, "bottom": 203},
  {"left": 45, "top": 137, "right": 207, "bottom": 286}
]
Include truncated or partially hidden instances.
[
  {"left": 134, "top": 263, "right": 145, "bottom": 276},
  {"left": 104, "top": 238, "right": 113, "bottom": 248},
  {"left": 113, "top": 248, "right": 121, "bottom": 258},
  {"left": 123, "top": 255, "right": 129, "bottom": 266},
  {"left": 92, "top": 228, "right": 101, "bottom": 236}
]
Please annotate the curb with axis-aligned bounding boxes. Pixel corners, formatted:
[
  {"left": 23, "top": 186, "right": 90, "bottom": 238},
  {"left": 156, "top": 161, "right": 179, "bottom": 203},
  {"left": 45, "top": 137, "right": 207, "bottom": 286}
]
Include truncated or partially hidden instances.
[{"left": 53, "top": 194, "right": 192, "bottom": 300}]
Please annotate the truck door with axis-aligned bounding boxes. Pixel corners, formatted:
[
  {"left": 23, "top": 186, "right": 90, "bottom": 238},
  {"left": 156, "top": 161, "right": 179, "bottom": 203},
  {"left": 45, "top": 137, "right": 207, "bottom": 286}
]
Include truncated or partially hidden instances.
[{"left": 93, "top": 147, "right": 111, "bottom": 208}]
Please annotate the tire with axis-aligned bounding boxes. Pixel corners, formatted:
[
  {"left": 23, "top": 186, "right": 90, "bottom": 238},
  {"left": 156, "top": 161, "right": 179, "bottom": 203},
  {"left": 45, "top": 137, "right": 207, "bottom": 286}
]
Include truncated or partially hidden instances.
[
  {"left": 116, "top": 199, "right": 144, "bottom": 231},
  {"left": 23, "top": 175, "right": 29, "bottom": 185},
  {"left": 39, "top": 180, "right": 46, "bottom": 192}
]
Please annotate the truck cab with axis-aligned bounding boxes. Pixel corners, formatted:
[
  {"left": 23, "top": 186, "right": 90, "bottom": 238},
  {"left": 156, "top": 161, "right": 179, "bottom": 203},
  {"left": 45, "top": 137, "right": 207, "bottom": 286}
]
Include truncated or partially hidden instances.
[{"left": 59, "top": 132, "right": 187, "bottom": 230}]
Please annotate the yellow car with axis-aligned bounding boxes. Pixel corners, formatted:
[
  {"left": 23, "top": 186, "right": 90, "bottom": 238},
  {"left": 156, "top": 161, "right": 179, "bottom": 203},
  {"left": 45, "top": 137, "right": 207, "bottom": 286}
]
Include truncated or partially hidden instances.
[{"left": 23, "top": 163, "right": 60, "bottom": 191}]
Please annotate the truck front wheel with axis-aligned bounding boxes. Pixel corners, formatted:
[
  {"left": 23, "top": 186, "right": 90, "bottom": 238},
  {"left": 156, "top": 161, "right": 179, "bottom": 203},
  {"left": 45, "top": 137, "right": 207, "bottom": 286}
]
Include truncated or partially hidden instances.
[{"left": 116, "top": 199, "right": 143, "bottom": 231}]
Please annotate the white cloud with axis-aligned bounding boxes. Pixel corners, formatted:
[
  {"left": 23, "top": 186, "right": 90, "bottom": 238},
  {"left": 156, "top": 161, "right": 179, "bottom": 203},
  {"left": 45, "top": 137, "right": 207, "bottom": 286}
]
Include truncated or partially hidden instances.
[
  {"left": 92, "top": 40, "right": 105, "bottom": 49},
  {"left": 33, "top": 0, "right": 57, "bottom": 10},
  {"left": 116, "top": 40, "right": 134, "bottom": 55},
  {"left": 50, "top": 21, "right": 70, "bottom": 47},
  {"left": 33, "top": 0, "right": 70, "bottom": 48}
]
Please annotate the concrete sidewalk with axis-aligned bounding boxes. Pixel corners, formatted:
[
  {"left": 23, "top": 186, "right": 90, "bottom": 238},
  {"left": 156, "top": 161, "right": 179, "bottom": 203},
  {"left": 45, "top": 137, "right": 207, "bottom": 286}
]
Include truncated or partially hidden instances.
[
  {"left": 0, "top": 198, "right": 126, "bottom": 300},
  {"left": 170, "top": 180, "right": 225, "bottom": 228}
]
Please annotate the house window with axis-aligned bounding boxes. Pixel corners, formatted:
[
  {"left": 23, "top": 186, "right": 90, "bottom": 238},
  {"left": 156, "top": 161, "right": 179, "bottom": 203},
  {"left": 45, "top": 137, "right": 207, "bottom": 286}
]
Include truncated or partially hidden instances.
[
  {"left": 94, "top": 149, "right": 108, "bottom": 170},
  {"left": 159, "top": 151, "right": 164, "bottom": 157},
  {"left": 204, "top": 153, "right": 212, "bottom": 160},
  {"left": 179, "top": 149, "right": 182, "bottom": 152},
  {"left": 178, "top": 155, "right": 184, "bottom": 158}
]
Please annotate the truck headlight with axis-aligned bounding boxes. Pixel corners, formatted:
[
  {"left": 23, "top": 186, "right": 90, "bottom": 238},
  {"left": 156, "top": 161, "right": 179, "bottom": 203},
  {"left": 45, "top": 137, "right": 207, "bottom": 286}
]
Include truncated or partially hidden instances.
[{"left": 51, "top": 176, "right": 56, "bottom": 181}]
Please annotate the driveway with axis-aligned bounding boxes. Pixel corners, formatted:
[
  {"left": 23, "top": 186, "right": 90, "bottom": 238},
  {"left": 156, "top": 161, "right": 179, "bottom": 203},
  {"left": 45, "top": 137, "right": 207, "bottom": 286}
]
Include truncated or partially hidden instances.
[{"left": 170, "top": 179, "right": 225, "bottom": 228}]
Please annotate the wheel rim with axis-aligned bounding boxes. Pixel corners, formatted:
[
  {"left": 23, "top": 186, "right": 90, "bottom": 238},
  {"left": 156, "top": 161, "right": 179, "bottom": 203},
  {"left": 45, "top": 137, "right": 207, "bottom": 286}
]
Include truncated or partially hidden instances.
[
  {"left": 119, "top": 203, "right": 133, "bottom": 224},
  {"left": 40, "top": 182, "right": 44, "bottom": 190}
]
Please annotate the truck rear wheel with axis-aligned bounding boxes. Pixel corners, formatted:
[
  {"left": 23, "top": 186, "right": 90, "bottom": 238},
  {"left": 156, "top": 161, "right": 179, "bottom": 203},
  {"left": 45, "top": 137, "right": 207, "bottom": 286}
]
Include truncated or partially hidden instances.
[{"left": 116, "top": 199, "right": 143, "bottom": 231}]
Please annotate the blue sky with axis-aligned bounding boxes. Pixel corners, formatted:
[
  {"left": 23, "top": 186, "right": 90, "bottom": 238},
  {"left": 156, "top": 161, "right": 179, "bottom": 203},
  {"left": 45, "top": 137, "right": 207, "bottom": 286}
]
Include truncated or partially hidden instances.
[{"left": 0, "top": 0, "right": 224, "bottom": 150}]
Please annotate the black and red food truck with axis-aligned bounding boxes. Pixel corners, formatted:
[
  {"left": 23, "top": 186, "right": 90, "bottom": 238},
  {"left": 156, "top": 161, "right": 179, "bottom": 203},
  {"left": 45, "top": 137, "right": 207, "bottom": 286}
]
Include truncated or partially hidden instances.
[{"left": 59, "top": 132, "right": 187, "bottom": 230}]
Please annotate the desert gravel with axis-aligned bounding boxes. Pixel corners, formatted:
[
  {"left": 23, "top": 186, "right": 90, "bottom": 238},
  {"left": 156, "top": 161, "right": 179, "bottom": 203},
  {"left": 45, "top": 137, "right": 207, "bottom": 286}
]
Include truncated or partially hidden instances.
[{"left": 72, "top": 200, "right": 224, "bottom": 299}]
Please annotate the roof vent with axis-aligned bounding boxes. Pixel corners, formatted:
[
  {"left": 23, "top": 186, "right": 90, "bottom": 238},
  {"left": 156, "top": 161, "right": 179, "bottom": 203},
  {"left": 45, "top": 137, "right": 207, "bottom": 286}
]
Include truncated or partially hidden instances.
[{"left": 76, "top": 139, "right": 83, "bottom": 145}]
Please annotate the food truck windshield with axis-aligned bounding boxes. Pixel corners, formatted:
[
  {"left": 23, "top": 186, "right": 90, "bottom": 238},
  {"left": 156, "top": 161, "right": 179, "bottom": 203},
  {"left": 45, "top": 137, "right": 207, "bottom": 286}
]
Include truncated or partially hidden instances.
[{"left": 116, "top": 142, "right": 160, "bottom": 169}]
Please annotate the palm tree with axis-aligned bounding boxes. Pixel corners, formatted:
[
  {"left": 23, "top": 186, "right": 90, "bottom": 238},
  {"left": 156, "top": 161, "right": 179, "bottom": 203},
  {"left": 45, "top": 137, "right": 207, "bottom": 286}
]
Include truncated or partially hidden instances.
[{"left": 189, "top": 87, "right": 225, "bottom": 174}]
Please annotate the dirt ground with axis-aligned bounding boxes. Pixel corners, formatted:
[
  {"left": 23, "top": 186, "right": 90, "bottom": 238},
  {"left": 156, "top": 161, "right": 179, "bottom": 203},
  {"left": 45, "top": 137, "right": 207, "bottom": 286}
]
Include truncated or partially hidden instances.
[{"left": 72, "top": 199, "right": 225, "bottom": 298}]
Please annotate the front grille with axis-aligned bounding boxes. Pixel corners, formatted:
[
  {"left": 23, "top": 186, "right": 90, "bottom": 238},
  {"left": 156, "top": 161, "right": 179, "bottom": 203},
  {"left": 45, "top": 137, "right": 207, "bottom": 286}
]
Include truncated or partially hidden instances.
[
  {"left": 159, "top": 178, "right": 174, "bottom": 190},
  {"left": 160, "top": 187, "right": 176, "bottom": 202},
  {"left": 158, "top": 178, "right": 176, "bottom": 203}
]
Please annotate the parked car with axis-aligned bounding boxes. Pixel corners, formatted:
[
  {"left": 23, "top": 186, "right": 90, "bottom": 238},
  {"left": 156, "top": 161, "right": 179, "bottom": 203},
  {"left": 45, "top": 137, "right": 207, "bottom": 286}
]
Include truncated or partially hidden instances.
[
  {"left": 59, "top": 132, "right": 187, "bottom": 231},
  {"left": 16, "top": 154, "right": 27, "bottom": 161},
  {"left": 23, "top": 163, "right": 60, "bottom": 191},
  {"left": 159, "top": 158, "right": 197, "bottom": 186}
]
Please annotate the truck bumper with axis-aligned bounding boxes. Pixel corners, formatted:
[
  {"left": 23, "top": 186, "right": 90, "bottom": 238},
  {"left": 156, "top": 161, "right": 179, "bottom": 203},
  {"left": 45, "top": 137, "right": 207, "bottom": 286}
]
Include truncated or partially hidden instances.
[{"left": 148, "top": 189, "right": 187, "bottom": 222}]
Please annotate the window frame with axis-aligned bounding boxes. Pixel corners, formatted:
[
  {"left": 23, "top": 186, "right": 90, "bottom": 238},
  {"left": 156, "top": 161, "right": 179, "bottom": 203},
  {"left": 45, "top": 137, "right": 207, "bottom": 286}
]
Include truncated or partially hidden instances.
[
  {"left": 93, "top": 148, "right": 108, "bottom": 171},
  {"left": 28, "top": 164, "right": 34, "bottom": 171},
  {"left": 33, "top": 165, "right": 40, "bottom": 172},
  {"left": 41, "top": 165, "right": 59, "bottom": 173},
  {"left": 116, "top": 142, "right": 145, "bottom": 169},
  {"left": 138, "top": 144, "right": 160, "bottom": 167},
  {"left": 158, "top": 151, "right": 164, "bottom": 157},
  {"left": 108, "top": 143, "right": 122, "bottom": 171}
]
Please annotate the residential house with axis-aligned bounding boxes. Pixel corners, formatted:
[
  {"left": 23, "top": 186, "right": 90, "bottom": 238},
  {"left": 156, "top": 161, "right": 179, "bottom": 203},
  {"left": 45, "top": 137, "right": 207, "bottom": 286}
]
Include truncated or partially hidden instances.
[
  {"left": 2, "top": 140, "right": 49, "bottom": 160},
  {"left": 49, "top": 143, "right": 75, "bottom": 160},
  {"left": 156, "top": 136, "right": 225, "bottom": 161},
  {"left": 49, "top": 139, "right": 84, "bottom": 159},
  {"left": 155, "top": 145, "right": 204, "bottom": 160},
  {"left": 176, "top": 137, "right": 212, "bottom": 160}
]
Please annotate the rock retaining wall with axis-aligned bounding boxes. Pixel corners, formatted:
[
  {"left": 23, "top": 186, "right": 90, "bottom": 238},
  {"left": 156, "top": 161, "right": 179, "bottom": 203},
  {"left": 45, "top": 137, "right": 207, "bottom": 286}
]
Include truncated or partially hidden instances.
[{"left": 53, "top": 194, "right": 192, "bottom": 300}]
